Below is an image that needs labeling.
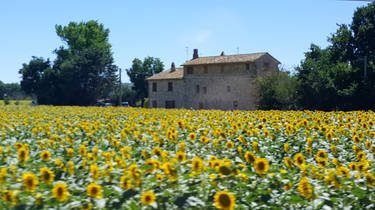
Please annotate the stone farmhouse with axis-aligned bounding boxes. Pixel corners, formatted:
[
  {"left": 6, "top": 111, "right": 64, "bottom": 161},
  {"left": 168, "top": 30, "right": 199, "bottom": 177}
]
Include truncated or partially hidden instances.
[{"left": 146, "top": 49, "right": 280, "bottom": 110}]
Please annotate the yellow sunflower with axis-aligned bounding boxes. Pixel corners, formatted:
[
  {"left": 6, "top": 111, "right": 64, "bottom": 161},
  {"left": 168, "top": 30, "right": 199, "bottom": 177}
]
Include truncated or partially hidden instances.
[
  {"left": 331, "top": 144, "right": 337, "bottom": 153},
  {"left": 35, "top": 193, "right": 42, "bottom": 206},
  {"left": 120, "top": 175, "right": 132, "bottom": 190},
  {"left": 52, "top": 182, "right": 68, "bottom": 202},
  {"left": 161, "top": 162, "right": 176, "bottom": 181},
  {"left": 0, "top": 168, "right": 7, "bottom": 185},
  {"left": 365, "top": 173, "right": 375, "bottom": 187},
  {"left": 66, "top": 148, "right": 74, "bottom": 157},
  {"left": 305, "top": 147, "right": 312, "bottom": 154},
  {"left": 352, "top": 135, "right": 361, "bottom": 144},
  {"left": 284, "top": 182, "right": 292, "bottom": 191},
  {"left": 191, "top": 156, "right": 204, "bottom": 174},
  {"left": 316, "top": 158, "right": 328, "bottom": 167},
  {"left": 365, "top": 140, "right": 372, "bottom": 148},
  {"left": 284, "top": 157, "right": 294, "bottom": 168},
  {"left": 152, "top": 147, "right": 162, "bottom": 156},
  {"left": 284, "top": 143, "right": 290, "bottom": 153},
  {"left": 67, "top": 161, "right": 74, "bottom": 175},
  {"left": 40, "top": 167, "right": 55, "bottom": 184},
  {"left": 2, "top": 190, "right": 18, "bottom": 206},
  {"left": 214, "top": 190, "right": 236, "bottom": 210},
  {"left": 176, "top": 151, "right": 186, "bottom": 162},
  {"left": 357, "top": 151, "right": 366, "bottom": 161},
  {"left": 336, "top": 167, "right": 350, "bottom": 178},
  {"left": 244, "top": 151, "right": 256, "bottom": 164},
  {"left": 155, "top": 173, "right": 163, "bottom": 182},
  {"left": 17, "top": 147, "right": 28, "bottom": 163},
  {"left": 200, "top": 136, "right": 209, "bottom": 144},
  {"left": 40, "top": 150, "right": 51, "bottom": 161},
  {"left": 357, "top": 161, "right": 369, "bottom": 172},
  {"left": 217, "top": 164, "right": 232, "bottom": 176},
  {"left": 237, "top": 147, "right": 243, "bottom": 157},
  {"left": 294, "top": 153, "right": 305, "bottom": 167},
  {"left": 22, "top": 172, "right": 38, "bottom": 192},
  {"left": 252, "top": 141, "right": 259, "bottom": 153},
  {"left": 90, "top": 164, "right": 100, "bottom": 180},
  {"left": 188, "top": 132, "right": 197, "bottom": 140},
  {"left": 254, "top": 158, "right": 270, "bottom": 175},
  {"left": 79, "top": 144, "right": 87, "bottom": 156},
  {"left": 141, "top": 191, "right": 156, "bottom": 206},
  {"left": 298, "top": 177, "right": 313, "bottom": 199},
  {"left": 86, "top": 183, "right": 102, "bottom": 199},
  {"left": 316, "top": 150, "right": 328, "bottom": 160},
  {"left": 225, "top": 141, "right": 234, "bottom": 149},
  {"left": 348, "top": 162, "right": 357, "bottom": 171}
]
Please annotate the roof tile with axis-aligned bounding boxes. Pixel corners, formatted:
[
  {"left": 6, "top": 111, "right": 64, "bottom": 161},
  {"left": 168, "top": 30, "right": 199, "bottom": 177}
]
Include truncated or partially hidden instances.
[
  {"left": 183, "top": 52, "right": 268, "bottom": 65},
  {"left": 146, "top": 68, "right": 184, "bottom": 80}
]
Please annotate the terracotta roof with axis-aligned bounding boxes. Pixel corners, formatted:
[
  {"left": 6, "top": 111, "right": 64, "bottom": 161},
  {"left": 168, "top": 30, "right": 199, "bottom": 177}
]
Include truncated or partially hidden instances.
[
  {"left": 146, "top": 68, "right": 184, "bottom": 80},
  {"left": 183, "top": 52, "right": 279, "bottom": 65}
]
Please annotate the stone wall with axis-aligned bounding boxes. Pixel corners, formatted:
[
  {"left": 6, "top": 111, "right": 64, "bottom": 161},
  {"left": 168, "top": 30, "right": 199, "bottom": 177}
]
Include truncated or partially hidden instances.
[
  {"left": 148, "top": 79, "right": 184, "bottom": 108},
  {"left": 182, "top": 75, "right": 259, "bottom": 110}
]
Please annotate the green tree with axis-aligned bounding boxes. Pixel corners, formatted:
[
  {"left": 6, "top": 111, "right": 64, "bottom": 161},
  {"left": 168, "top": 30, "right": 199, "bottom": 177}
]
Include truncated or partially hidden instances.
[
  {"left": 0, "top": 81, "right": 28, "bottom": 100},
  {"left": 296, "top": 2, "right": 375, "bottom": 110},
  {"left": 19, "top": 21, "right": 118, "bottom": 105},
  {"left": 109, "top": 83, "right": 137, "bottom": 106},
  {"left": 4, "top": 83, "right": 26, "bottom": 100},
  {"left": 350, "top": 3, "right": 375, "bottom": 109},
  {"left": 19, "top": 57, "right": 51, "bottom": 96},
  {"left": 53, "top": 21, "right": 118, "bottom": 105},
  {"left": 126, "top": 57, "right": 163, "bottom": 105},
  {"left": 0, "top": 81, "right": 5, "bottom": 99},
  {"left": 257, "top": 70, "right": 298, "bottom": 110},
  {"left": 296, "top": 44, "right": 357, "bottom": 110}
]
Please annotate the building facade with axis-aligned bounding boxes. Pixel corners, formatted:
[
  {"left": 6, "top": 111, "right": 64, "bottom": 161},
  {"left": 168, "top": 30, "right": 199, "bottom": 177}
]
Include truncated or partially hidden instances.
[{"left": 147, "top": 49, "right": 280, "bottom": 110}]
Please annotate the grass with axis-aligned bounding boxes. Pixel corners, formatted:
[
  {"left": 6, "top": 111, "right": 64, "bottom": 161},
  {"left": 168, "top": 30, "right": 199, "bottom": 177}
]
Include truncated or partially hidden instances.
[{"left": 0, "top": 100, "right": 32, "bottom": 106}]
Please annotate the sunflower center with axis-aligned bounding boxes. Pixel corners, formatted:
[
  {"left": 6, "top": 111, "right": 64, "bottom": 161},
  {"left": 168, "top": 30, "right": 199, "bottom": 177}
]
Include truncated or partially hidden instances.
[
  {"left": 27, "top": 177, "right": 34, "bottom": 186},
  {"left": 193, "top": 162, "right": 200, "bottom": 170},
  {"left": 43, "top": 172, "right": 50, "bottom": 180},
  {"left": 219, "top": 166, "right": 231, "bottom": 175},
  {"left": 145, "top": 195, "right": 151, "bottom": 202},
  {"left": 218, "top": 194, "right": 231, "bottom": 207},
  {"left": 91, "top": 187, "right": 98, "bottom": 195},
  {"left": 258, "top": 162, "right": 265, "bottom": 170},
  {"left": 57, "top": 187, "right": 64, "bottom": 196},
  {"left": 20, "top": 151, "right": 26, "bottom": 158}
]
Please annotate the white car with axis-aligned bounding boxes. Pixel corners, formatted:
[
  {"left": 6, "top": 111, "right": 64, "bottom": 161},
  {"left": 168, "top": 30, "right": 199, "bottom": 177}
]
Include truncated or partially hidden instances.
[{"left": 121, "top": 102, "right": 129, "bottom": 107}]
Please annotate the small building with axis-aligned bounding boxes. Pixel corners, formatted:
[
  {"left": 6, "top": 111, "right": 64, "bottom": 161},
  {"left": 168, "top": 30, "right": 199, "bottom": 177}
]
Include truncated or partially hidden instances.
[{"left": 146, "top": 49, "right": 280, "bottom": 110}]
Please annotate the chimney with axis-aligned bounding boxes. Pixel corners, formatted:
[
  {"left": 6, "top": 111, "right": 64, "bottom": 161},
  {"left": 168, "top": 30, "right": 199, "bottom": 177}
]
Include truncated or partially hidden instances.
[
  {"left": 220, "top": 51, "right": 225, "bottom": 56},
  {"left": 171, "top": 62, "right": 176, "bottom": 72},
  {"left": 193, "top": 49, "right": 199, "bottom": 59}
]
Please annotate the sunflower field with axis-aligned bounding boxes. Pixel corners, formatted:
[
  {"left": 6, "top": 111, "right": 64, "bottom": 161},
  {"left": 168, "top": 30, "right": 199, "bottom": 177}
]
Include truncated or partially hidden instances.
[{"left": 0, "top": 106, "right": 375, "bottom": 209}]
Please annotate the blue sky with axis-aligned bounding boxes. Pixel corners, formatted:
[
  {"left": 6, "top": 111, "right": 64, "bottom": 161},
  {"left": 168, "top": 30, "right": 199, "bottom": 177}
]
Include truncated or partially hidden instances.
[{"left": 0, "top": 0, "right": 369, "bottom": 83}]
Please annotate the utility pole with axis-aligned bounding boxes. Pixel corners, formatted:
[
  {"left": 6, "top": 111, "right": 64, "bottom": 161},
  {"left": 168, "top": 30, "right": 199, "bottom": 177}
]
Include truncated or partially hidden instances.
[{"left": 119, "top": 68, "right": 122, "bottom": 106}]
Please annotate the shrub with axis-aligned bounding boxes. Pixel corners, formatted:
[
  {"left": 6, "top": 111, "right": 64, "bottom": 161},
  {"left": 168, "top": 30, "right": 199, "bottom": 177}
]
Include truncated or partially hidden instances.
[
  {"left": 257, "top": 71, "right": 298, "bottom": 110},
  {"left": 3, "top": 97, "right": 10, "bottom": 105},
  {"left": 143, "top": 98, "right": 149, "bottom": 108}
]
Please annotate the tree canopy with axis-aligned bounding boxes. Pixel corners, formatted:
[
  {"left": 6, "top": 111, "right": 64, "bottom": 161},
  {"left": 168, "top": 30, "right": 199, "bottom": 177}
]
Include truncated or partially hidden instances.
[
  {"left": 19, "top": 21, "right": 118, "bottom": 105},
  {"left": 0, "top": 81, "right": 26, "bottom": 100},
  {"left": 258, "top": 2, "right": 375, "bottom": 110},
  {"left": 126, "top": 57, "right": 164, "bottom": 105}
]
